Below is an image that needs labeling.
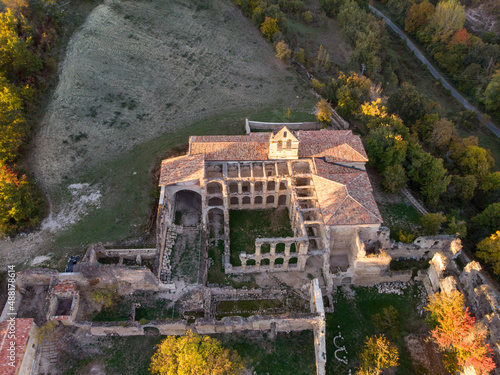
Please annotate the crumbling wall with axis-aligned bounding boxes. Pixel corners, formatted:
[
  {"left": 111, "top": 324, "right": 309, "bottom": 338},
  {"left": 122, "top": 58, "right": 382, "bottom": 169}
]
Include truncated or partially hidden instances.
[{"left": 388, "top": 236, "right": 459, "bottom": 261}]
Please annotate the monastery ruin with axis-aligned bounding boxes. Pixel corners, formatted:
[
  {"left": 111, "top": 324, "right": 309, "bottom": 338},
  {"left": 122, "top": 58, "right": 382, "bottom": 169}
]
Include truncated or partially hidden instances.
[{"left": 156, "top": 121, "right": 391, "bottom": 289}]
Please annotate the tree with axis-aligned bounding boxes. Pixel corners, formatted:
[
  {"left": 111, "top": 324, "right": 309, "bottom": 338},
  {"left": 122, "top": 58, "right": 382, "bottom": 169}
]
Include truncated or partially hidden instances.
[
  {"left": 456, "top": 145, "right": 494, "bottom": 181},
  {"left": 420, "top": 213, "right": 446, "bottom": 235},
  {"left": 0, "top": 164, "right": 43, "bottom": 236},
  {"left": 387, "top": 83, "right": 427, "bottom": 125},
  {"left": 382, "top": 164, "right": 408, "bottom": 193},
  {"left": 357, "top": 334, "right": 399, "bottom": 375},
  {"left": 149, "top": 331, "right": 244, "bottom": 375},
  {"left": 480, "top": 172, "right": 500, "bottom": 193},
  {"left": 451, "top": 175, "right": 477, "bottom": 201},
  {"left": 372, "top": 306, "right": 400, "bottom": 339},
  {"left": 260, "top": 17, "right": 279, "bottom": 40},
  {"left": 335, "top": 71, "right": 371, "bottom": 119},
  {"left": 406, "top": 145, "right": 451, "bottom": 204},
  {"left": 405, "top": 1, "right": 435, "bottom": 35},
  {"left": 1, "top": 0, "right": 28, "bottom": 11},
  {"left": 366, "top": 127, "right": 408, "bottom": 173},
  {"left": 473, "top": 203, "right": 500, "bottom": 234},
  {"left": 0, "top": 10, "right": 42, "bottom": 80},
  {"left": 0, "top": 75, "right": 27, "bottom": 164},
  {"left": 427, "top": 0, "right": 466, "bottom": 43},
  {"left": 425, "top": 291, "right": 496, "bottom": 374},
  {"left": 482, "top": 69, "right": 500, "bottom": 118},
  {"left": 445, "top": 216, "right": 467, "bottom": 238},
  {"left": 315, "top": 45, "right": 330, "bottom": 72},
  {"left": 316, "top": 98, "right": 332, "bottom": 125},
  {"left": 386, "top": 0, "right": 414, "bottom": 20},
  {"left": 275, "top": 40, "right": 291, "bottom": 62},
  {"left": 477, "top": 231, "right": 500, "bottom": 275},
  {"left": 430, "top": 118, "right": 454, "bottom": 149}
]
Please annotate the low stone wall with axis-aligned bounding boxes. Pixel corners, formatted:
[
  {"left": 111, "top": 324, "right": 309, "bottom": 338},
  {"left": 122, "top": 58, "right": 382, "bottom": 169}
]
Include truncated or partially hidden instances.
[{"left": 245, "top": 119, "right": 321, "bottom": 134}]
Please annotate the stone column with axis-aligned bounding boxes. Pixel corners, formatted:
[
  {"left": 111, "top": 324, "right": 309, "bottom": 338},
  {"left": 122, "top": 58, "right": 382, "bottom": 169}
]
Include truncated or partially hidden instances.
[{"left": 285, "top": 243, "right": 291, "bottom": 257}]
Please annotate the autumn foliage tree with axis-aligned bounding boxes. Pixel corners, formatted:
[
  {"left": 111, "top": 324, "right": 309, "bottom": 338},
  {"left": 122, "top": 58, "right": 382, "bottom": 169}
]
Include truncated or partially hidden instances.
[
  {"left": 0, "top": 164, "right": 43, "bottom": 235},
  {"left": 357, "top": 334, "right": 399, "bottom": 375},
  {"left": 149, "top": 331, "right": 244, "bottom": 375},
  {"left": 316, "top": 98, "right": 332, "bottom": 125},
  {"left": 426, "top": 291, "right": 496, "bottom": 374},
  {"left": 260, "top": 17, "right": 279, "bottom": 40},
  {"left": 477, "top": 231, "right": 500, "bottom": 275}
]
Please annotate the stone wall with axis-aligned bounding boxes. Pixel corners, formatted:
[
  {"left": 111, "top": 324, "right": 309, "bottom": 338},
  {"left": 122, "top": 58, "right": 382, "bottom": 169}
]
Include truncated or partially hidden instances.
[
  {"left": 388, "top": 236, "right": 459, "bottom": 260},
  {"left": 245, "top": 119, "right": 321, "bottom": 134}
]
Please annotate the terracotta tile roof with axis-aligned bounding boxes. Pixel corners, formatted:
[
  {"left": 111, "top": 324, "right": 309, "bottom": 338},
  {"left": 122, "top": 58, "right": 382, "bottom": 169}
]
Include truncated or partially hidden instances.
[
  {"left": 159, "top": 154, "right": 204, "bottom": 186},
  {"left": 298, "top": 129, "right": 368, "bottom": 162},
  {"left": 53, "top": 280, "right": 78, "bottom": 296},
  {"left": 312, "top": 159, "right": 382, "bottom": 225},
  {"left": 189, "top": 133, "right": 270, "bottom": 161},
  {"left": 0, "top": 318, "right": 34, "bottom": 375}
]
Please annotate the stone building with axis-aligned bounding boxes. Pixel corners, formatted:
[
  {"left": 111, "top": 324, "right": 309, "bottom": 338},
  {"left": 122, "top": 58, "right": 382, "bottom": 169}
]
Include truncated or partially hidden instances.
[{"left": 157, "top": 123, "right": 390, "bottom": 286}]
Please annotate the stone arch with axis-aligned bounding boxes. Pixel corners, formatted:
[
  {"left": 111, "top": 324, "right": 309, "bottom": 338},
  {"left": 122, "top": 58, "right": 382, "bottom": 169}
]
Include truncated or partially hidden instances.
[
  {"left": 206, "top": 181, "right": 223, "bottom": 195},
  {"left": 208, "top": 197, "right": 223, "bottom": 206},
  {"left": 279, "top": 181, "right": 287, "bottom": 190},
  {"left": 290, "top": 243, "right": 297, "bottom": 253},
  {"left": 173, "top": 190, "right": 202, "bottom": 226},
  {"left": 143, "top": 326, "right": 160, "bottom": 336},
  {"left": 254, "top": 196, "right": 263, "bottom": 204},
  {"left": 230, "top": 197, "right": 238, "bottom": 206},
  {"left": 255, "top": 181, "right": 263, "bottom": 192},
  {"left": 275, "top": 258, "right": 284, "bottom": 267},
  {"left": 276, "top": 243, "right": 285, "bottom": 253},
  {"left": 266, "top": 195, "right": 275, "bottom": 204},
  {"left": 229, "top": 182, "right": 238, "bottom": 194},
  {"left": 289, "top": 257, "right": 298, "bottom": 267},
  {"left": 278, "top": 195, "right": 287, "bottom": 206},
  {"left": 242, "top": 196, "right": 251, "bottom": 205},
  {"left": 261, "top": 258, "right": 270, "bottom": 266},
  {"left": 241, "top": 181, "right": 250, "bottom": 193},
  {"left": 267, "top": 181, "right": 275, "bottom": 191},
  {"left": 261, "top": 243, "right": 271, "bottom": 254},
  {"left": 246, "top": 259, "right": 256, "bottom": 266}
]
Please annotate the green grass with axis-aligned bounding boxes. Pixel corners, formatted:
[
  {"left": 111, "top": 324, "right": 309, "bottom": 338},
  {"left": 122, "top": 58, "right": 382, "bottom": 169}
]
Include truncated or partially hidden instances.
[
  {"left": 47, "top": 106, "right": 315, "bottom": 270},
  {"left": 135, "top": 299, "right": 178, "bottom": 321},
  {"left": 378, "top": 202, "right": 421, "bottom": 241},
  {"left": 91, "top": 296, "right": 131, "bottom": 322},
  {"left": 60, "top": 335, "right": 163, "bottom": 375},
  {"left": 217, "top": 330, "right": 316, "bottom": 375},
  {"left": 326, "top": 284, "right": 428, "bottom": 374},
  {"left": 60, "top": 330, "right": 316, "bottom": 375},
  {"left": 229, "top": 209, "right": 294, "bottom": 266},
  {"left": 207, "top": 239, "right": 225, "bottom": 285}
]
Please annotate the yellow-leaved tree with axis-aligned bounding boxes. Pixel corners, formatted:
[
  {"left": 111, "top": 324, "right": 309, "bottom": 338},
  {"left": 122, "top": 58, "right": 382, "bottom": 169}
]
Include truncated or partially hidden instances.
[
  {"left": 260, "top": 17, "right": 279, "bottom": 40},
  {"left": 0, "top": 74, "right": 27, "bottom": 164}
]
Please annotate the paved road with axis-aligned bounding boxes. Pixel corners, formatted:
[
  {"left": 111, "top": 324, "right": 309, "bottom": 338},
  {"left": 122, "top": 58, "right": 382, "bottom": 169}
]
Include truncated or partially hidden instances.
[{"left": 370, "top": 5, "right": 500, "bottom": 139}]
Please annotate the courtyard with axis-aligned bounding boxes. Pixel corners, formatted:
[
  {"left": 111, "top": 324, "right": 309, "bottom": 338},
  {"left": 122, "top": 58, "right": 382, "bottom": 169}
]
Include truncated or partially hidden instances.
[{"left": 229, "top": 209, "right": 294, "bottom": 266}]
